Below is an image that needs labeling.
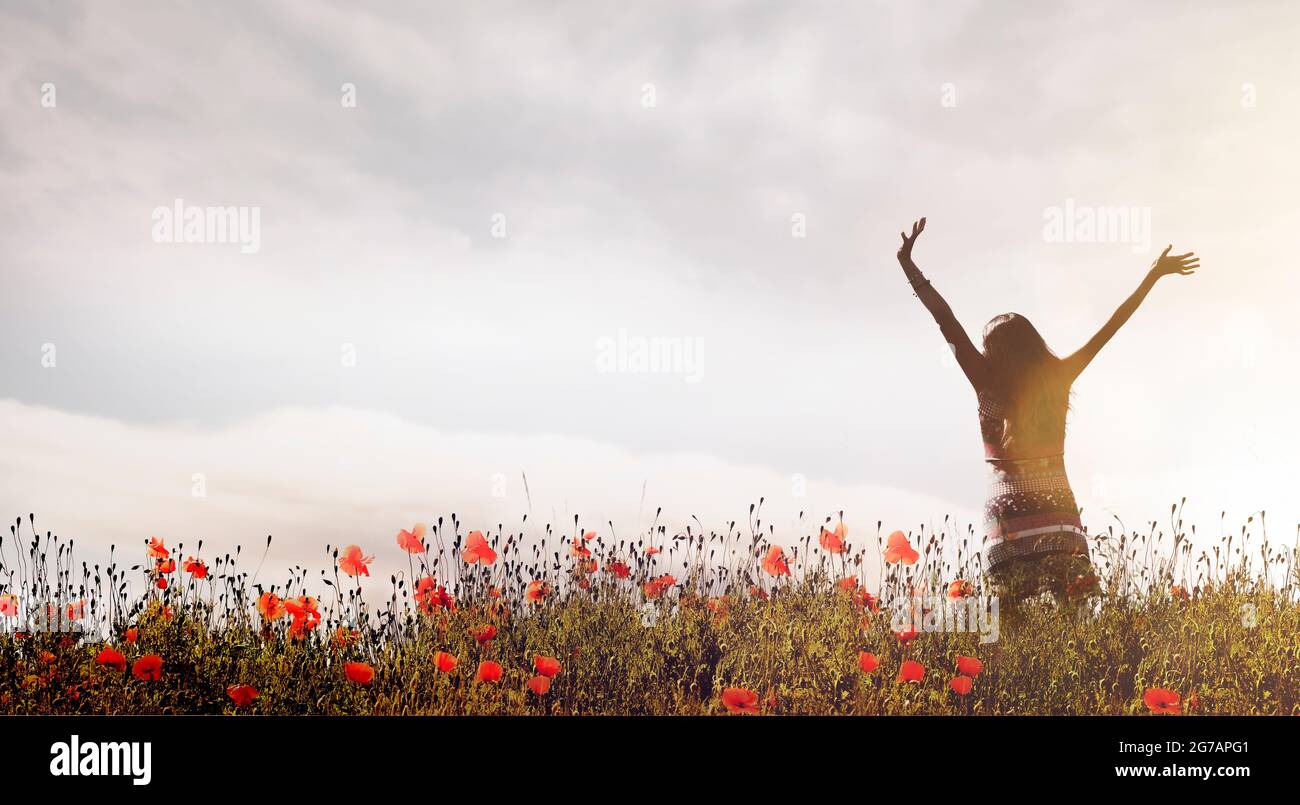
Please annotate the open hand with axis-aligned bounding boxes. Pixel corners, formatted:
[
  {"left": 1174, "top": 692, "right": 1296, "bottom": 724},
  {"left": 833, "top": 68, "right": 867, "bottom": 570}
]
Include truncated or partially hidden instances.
[
  {"left": 1150, "top": 245, "right": 1199, "bottom": 278},
  {"left": 897, "top": 217, "right": 926, "bottom": 264}
]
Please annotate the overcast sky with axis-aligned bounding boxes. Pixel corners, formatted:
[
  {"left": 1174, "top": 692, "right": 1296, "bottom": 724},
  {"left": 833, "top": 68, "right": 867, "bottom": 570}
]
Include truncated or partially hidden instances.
[{"left": 2, "top": 0, "right": 1297, "bottom": 583}]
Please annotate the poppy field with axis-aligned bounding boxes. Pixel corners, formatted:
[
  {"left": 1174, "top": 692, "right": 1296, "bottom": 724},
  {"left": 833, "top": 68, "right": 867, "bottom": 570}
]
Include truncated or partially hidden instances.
[{"left": 2, "top": 503, "right": 1297, "bottom": 716}]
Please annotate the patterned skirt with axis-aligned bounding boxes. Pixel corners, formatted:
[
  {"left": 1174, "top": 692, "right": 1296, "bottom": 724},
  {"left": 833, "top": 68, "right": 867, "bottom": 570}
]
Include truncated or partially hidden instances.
[{"left": 983, "top": 454, "right": 1088, "bottom": 571}]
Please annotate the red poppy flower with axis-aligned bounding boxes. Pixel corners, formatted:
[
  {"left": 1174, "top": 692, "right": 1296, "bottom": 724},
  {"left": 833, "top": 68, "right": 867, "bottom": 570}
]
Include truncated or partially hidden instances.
[
  {"left": 1144, "top": 687, "right": 1181, "bottom": 714},
  {"left": 339, "top": 544, "right": 373, "bottom": 577},
  {"left": 526, "top": 580, "right": 551, "bottom": 604},
  {"left": 1067, "top": 573, "right": 1101, "bottom": 596},
  {"left": 434, "top": 651, "right": 458, "bottom": 673},
  {"left": 155, "top": 577, "right": 168, "bottom": 590},
  {"left": 1171, "top": 585, "right": 1191, "bottom": 602},
  {"left": 855, "top": 588, "right": 880, "bottom": 612},
  {"left": 527, "top": 675, "right": 551, "bottom": 695},
  {"left": 643, "top": 574, "right": 676, "bottom": 600},
  {"left": 284, "top": 595, "right": 320, "bottom": 622},
  {"left": 124, "top": 627, "right": 138, "bottom": 643},
  {"left": 956, "top": 655, "right": 983, "bottom": 677},
  {"left": 607, "top": 560, "right": 631, "bottom": 579},
  {"left": 858, "top": 651, "right": 879, "bottom": 673},
  {"left": 396, "top": 523, "right": 426, "bottom": 554},
  {"left": 534, "top": 655, "right": 562, "bottom": 678},
  {"left": 226, "top": 683, "right": 259, "bottom": 707},
  {"left": 95, "top": 647, "right": 127, "bottom": 671},
  {"left": 333, "top": 627, "right": 360, "bottom": 649},
  {"left": 473, "top": 624, "right": 497, "bottom": 644},
  {"left": 285, "top": 596, "right": 321, "bottom": 640},
  {"left": 476, "top": 660, "right": 503, "bottom": 684},
  {"left": 895, "top": 624, "right": 920, "bottom": 643},
  {"left": 345, "top": 662, "right": 374, "bottom": 685},
  {"left": 570, "top": 540, "right": 592, "bottom": 558},
  {"left": 184, "top": 557, "right": 208, "bottom": 578},
  {"left": 147, "top": 537, "right": 169, "bottom": 559},
  {"left": 883, "top": 531, "right": 919, "bottom": 565},
  {"left": 0, "top": 593, "right": 17, "bottom": 617},
  {"left": 706, "top": 597, "right": 730, "bottom": 620},
  {"left": 819, "top": 522, "right": 847, "bottom": 554},
  {"left": 414, "top": 577, "right": 456, "bottom": 613},
  {"left": 721, "top": 687, "right": 760, "bottom": 714},
  {"left": 949, "top": 675, "right": 973, "bottom": 696},
  {"left": 897, "top": 660, "right": 925, "bottom": 683},
  {"left": 581, "top": 530, "right": 596, "bottom": 542},
  {"left": 462, "top": 530, "right": 497, "bottom": 565},
  {"left": 132, "top": 654, "right": 164, "bottom": 681},
  {"left": 288, "top": 616, "right": 318, "bottom": 641},
  {"left": 762, "top": 545, "right": 791, "bottom": 577},
  {"left": 947, "top": 579, "right": 973, "bottom": 600},
  {"left": 257, "top": 592, "right": 286, "bottom": 621},
  {"left": 646, "top": 546, "right": 661, "bottom": 556}
]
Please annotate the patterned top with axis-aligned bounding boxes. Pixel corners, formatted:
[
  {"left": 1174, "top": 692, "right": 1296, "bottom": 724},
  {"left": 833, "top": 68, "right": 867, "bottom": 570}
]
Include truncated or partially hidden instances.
[
  {"left": 978, "top": 388, "right": 1084, "bottom": 560},
  {"left": 977, "top": 389, "right": 1064, "bottom": 463}
]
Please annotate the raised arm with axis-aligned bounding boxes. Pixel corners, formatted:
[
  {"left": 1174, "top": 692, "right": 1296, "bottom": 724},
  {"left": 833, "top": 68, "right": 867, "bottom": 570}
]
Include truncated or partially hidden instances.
[
  {"left": 1060, "top": 244, "right": 1199, "bottom": 381},
  {"left": 896, "top": 217, "right": 989, "bottom": 390}
]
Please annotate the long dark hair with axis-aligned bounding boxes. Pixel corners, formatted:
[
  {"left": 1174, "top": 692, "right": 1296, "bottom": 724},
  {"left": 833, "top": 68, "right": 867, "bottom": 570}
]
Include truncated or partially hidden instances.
[{"left": 982, "top": 313, "right": 1071, "bottom": 452}]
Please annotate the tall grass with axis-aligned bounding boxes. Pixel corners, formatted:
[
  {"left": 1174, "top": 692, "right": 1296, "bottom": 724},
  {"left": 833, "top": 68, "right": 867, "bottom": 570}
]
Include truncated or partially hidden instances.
[{"left": 2, "top": 500, "right": 1296, "bottom": 715}]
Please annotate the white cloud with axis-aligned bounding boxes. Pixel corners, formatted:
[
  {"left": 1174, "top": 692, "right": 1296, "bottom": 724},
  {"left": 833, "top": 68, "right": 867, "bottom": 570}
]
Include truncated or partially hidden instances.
[{"left": 0, "top": 399, "right": 975, "bottom": 588}]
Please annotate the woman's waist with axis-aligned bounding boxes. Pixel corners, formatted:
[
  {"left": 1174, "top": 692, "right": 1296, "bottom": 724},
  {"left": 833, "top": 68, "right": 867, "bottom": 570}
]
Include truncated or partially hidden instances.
[
  {"left": 984, "top": 450, "right": 1071, "bottom": 485},
  {"left": 983, "top": 442, "right": 1066, "bottom": 465}
]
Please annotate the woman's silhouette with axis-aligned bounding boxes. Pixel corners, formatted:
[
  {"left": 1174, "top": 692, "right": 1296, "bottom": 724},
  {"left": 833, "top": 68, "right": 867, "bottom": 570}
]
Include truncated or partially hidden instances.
[{"left": 895, "top": 217, "right": 1198, "bottom": 594}]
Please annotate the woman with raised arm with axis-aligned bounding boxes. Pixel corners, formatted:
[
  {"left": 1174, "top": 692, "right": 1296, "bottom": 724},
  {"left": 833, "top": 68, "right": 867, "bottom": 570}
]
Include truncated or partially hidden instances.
[{"left": 895, "top": 217, "right": 1198, "bottom": 596}]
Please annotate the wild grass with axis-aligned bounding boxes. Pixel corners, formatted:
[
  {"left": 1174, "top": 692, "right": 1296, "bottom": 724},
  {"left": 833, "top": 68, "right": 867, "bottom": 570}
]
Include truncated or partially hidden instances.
[{"left": 1, "top": 501, "right": 1297, "bottom": 715}]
